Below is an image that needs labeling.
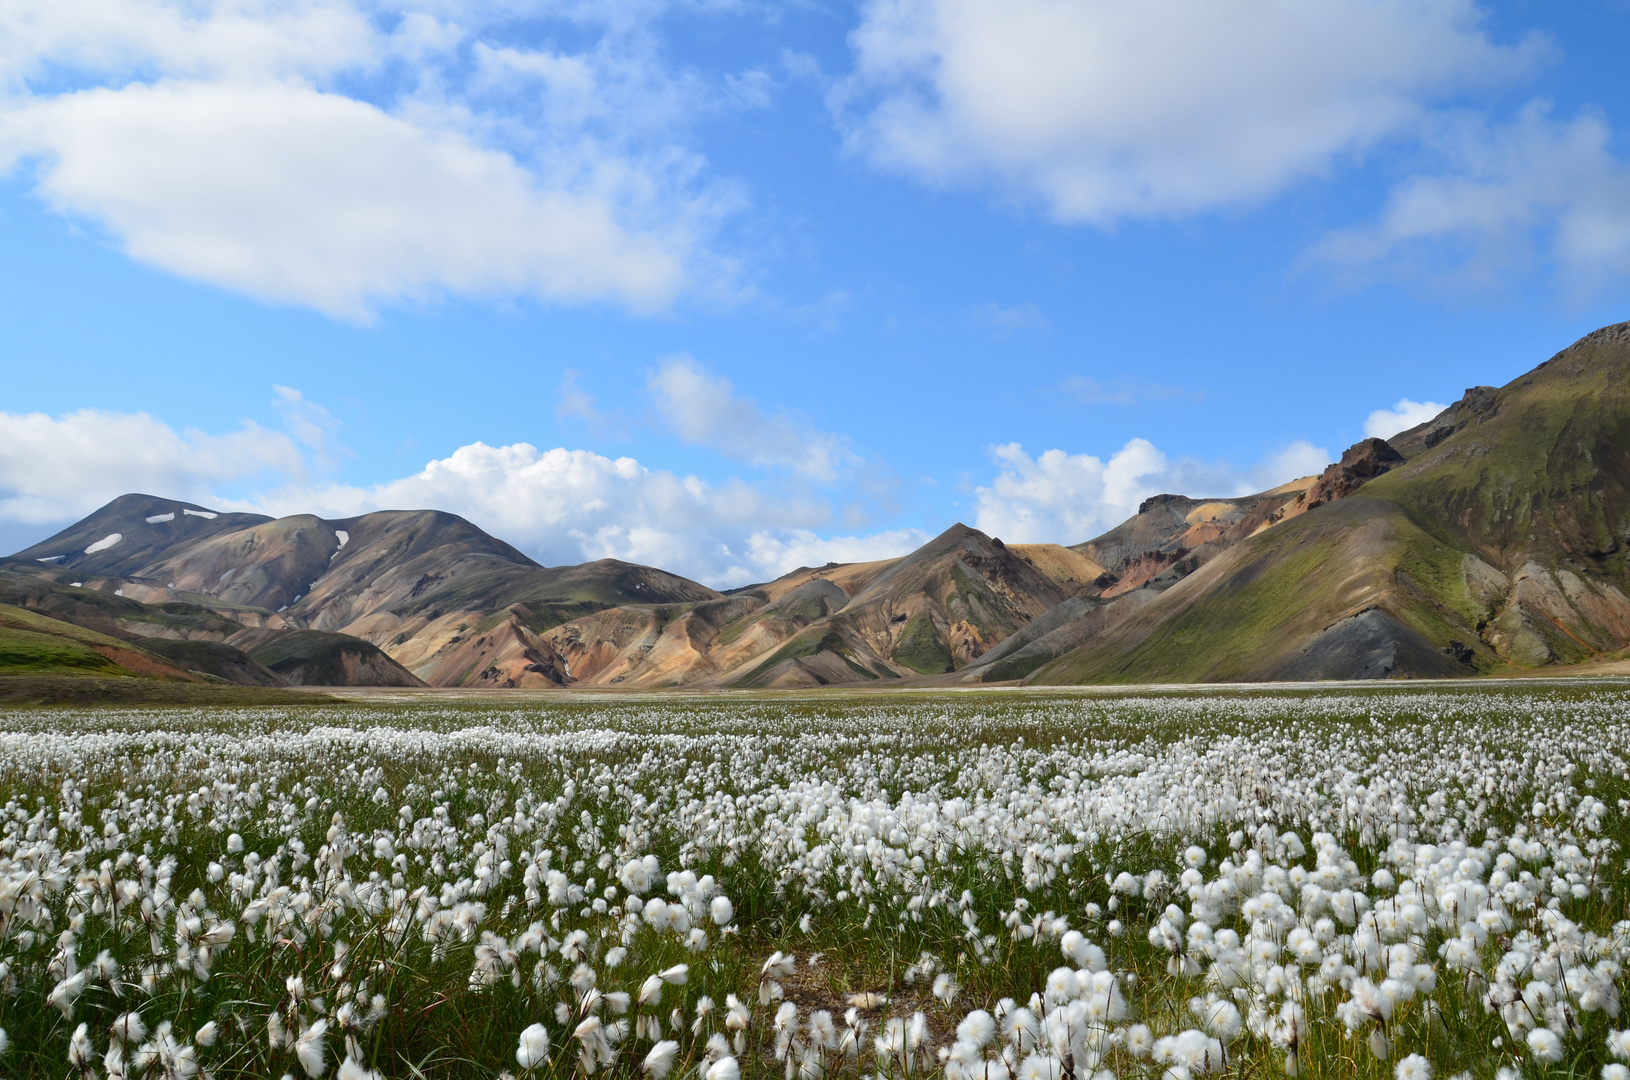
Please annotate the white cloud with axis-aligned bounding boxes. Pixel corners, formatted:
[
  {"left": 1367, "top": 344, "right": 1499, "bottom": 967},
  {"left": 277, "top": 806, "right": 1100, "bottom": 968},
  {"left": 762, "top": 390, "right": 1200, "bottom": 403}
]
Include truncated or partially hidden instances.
[
  {"left": 1364, "top": 398, "right": 1447, "bottom": 439},
  {"left": 973, "top": 437, "right": 1330, "bottom": 545},
  {"left": 2, "top": 398, "right": 1332, "bottom": 590},
  {"left": 1319, "top": 103, "right": 1630, "bottom": 295},
  {"left": 742, "top": 529, "right": 929, "bottom": 574},
  {"left": 1250, "top": 440, "right": 1330, "bottom": 488},
  {"left": 648, "top": 356, "right": 857, "bottom": 480},
  {"left": 247, "top": 441, "right": 911, "bottom": 587},
  {"left": 0, "top": 408, "right": 302, "bottom": 525},
  {"left": 0, "top": 397, "right": 914, "bottom": 588},
  {"left": 0, "top": 81, "right": 692, "bottom": 320},
  {"left": 836, "top": 0, "right": 1536, "bottom": 223},
  {"left": 554, "top": 370, "right": 618, "bottom": 433},
  {"left": 0, "top": 0, "right": 375, "bottom": 86},
  {"left": 0, "top": 0, "right": 747, "bottom": 319}
]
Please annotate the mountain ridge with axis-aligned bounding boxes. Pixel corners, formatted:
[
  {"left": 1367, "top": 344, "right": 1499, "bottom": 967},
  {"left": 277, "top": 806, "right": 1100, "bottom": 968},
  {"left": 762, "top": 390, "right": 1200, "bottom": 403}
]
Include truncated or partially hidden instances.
[{"left": 8, "top": 321, "right": 1630, "bottom": 687}]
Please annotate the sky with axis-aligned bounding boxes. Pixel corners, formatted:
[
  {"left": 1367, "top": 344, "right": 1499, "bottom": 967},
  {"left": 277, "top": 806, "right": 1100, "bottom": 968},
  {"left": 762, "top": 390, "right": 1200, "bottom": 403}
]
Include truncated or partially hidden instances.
[{"left": 3, "top": 0, "right": 1630, "bottom": 588}]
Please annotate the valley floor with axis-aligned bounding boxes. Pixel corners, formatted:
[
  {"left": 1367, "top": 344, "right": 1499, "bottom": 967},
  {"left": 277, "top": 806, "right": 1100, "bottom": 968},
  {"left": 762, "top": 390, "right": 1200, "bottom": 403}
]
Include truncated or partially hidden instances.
[
  {"left": 1, "top": 687, "right": 1628, "bottom": 1079},
  {"left": 279, "top": 668, "right": 1630, "bottom": 705}
]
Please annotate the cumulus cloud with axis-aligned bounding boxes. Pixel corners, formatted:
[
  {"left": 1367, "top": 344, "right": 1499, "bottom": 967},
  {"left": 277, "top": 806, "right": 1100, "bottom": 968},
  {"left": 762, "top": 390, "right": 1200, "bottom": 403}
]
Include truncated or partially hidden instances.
[
  {"left": 1251, "top": 440, "right": 1331, "bottom": 488},
  {"left": 0, "top": 397, "right": 914, "bottom": 588},
  {"left": 2, "top": 394, "right": 1332, "bottom": 588},
  {"left": 835, "top": 0, "right": 1537, "bottom": 223},
  {"left": 241, "top": 441, "right": 913, "bottom": 587},
  {"left": 741, "top": 528, "right": 929, "bottom": 574},
  {"left": 1364, "top": 398, "right": 1447, "bottom": 439},
  {"left": 0, "top": 82, "right": 691, "bottom": 320},
  {"left": 0, "top": 408, "right": 302, "bottom": 526},
  {"left": 0, "top": 0, "right": 374, "bottom": 85},
  {"left": 1319, "top": 103, "right": 1630, "bottom": 296},
  {"left": 648, "top": 356, "right": 857, "bottom": 480},
  {"left": 973, "top": 437, "right": 1330, "bottom": 545},
  {"left": 0, "top": 0, "right": 747, "bottom": 319}
]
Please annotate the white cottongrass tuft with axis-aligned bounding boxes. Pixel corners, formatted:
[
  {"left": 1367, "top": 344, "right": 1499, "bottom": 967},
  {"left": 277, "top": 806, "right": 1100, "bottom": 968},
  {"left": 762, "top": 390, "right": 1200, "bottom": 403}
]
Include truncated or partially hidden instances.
[
  {"left": 957, "top": 1009, "right": 996, "bottom": 1048},
  {"left": 516, "top": 1023, "right": 550, "bottom": 1070},
  {"left": 294, "top": 1019, "right": 328, "bottom": 1078},
  {"left": 337, "top": 1057, "right": 384, "bottom": 1080},
  {"left": 644, "top": 1040, "right": 680, "bottom": 1079},
  {"left": 1527, "top": 1027, "right": 1563, "bottom": 1063},
  {"left": 69, "top": 1023, "right": 94, "bottom": 1068},
  {"left": 1395, "top": 1054, "right": 1432, "bottom": 1080},
  {"left": 111, "top": 1012, "right": 147, "bottom": 1046},
  {"left": 705, "top": 1055, "right": 740, "bottom": 1080},
  {"left": 711, "top": 896, "right": 734, "bottom": 926}
]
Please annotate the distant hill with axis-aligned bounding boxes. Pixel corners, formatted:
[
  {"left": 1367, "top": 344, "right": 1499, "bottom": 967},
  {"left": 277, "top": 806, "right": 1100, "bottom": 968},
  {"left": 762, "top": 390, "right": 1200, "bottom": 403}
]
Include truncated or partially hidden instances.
[
  {"left": 5, "top": 500, "right": 716, "bottom": 688},
  {"left": 8, "top": 321, "right": 1630, "bottom": 686},
  {"left": 0, "top": 600, "right": 325, "bottom": 704},
  {"left": 230, "top": 628, "right": 425, "bottom": 688},
  {"left": 0, "top": 602, "right": 194, "bottom": 681}
]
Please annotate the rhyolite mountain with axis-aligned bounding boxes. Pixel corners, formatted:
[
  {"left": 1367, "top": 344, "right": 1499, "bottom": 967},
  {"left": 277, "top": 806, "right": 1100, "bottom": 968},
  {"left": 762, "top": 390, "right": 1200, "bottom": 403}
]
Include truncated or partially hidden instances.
[{"left": 6, "top": 322, "right": 1630, "bottom": 687}]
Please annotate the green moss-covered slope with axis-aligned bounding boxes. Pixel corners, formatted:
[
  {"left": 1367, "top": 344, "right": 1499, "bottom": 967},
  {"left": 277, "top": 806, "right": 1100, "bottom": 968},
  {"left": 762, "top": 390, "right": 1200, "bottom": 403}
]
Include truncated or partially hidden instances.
[{"left": 1033, "top": 322, "right": 1630, "bottom": 684}]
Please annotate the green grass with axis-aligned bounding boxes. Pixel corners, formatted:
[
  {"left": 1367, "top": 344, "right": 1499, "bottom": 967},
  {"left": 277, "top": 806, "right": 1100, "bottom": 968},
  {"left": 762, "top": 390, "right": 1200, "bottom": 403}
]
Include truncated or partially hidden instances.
[
  {"left": 892, "top": 614, "right": 953, "bottom": 674},
  {"left": 1360, "top": 337, "right": 1630, "bottom": 587},
  {"left": 244, "top": 629, "right": 398, "bottom": 684},
  {"left": 0, "top": 626, "right": 124, "bottom": 675},
  {"left": 713, "top": 614, "right": 756, "bottom": 647},
  {"left": 1035, "top": 512, "right": 1366, "bottom": 684},
  {"left": 0, "top": 675, "right": 334, "bottom": 705},
  {"left": 731, "top": 628, "right": 874, "bottom": 686}
]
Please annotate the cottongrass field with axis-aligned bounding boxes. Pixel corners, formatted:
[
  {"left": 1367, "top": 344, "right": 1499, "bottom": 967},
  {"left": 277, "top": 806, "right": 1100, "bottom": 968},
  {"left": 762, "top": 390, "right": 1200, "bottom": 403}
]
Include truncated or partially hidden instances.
[{"left": 2, "top": 688, "right": 1630, "bottom": 1080}]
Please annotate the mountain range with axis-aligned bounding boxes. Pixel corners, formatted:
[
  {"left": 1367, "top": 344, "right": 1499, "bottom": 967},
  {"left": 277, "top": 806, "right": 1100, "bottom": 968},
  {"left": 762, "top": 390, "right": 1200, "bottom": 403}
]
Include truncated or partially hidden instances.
[{"left": 5, "top": 321, "right": 1630, "bottom": 690}]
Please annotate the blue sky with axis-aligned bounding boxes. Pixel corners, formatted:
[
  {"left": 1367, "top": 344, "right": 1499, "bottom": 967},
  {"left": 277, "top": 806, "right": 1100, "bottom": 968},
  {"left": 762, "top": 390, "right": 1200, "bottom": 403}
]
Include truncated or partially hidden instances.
[{"left": 3, "top": 0, "right": 1630, "bottom": 586}]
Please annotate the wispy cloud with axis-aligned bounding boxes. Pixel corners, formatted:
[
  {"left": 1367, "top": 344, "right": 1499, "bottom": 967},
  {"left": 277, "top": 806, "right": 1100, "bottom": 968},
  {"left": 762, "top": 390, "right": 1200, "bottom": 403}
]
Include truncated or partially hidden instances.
[
  {"left": 272, "top": 385, "right": 349, "bottom": 472},
  {"left": 647, "top": 355, "right": 858, "bottom": 481},
  {"left": 979, "top": 301, "right": 1048, "bottom": 333},
  {"left": 1316, "top": 102, "right": 1630, "bottom": 299},
  {"left": 1063, "top": 376, "right": 1206, "bottom": 406}
]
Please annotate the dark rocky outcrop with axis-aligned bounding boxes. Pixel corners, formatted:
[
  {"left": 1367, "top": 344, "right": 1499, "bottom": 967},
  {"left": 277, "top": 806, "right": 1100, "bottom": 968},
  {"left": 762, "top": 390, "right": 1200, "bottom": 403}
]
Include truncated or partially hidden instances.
[
  {"left": 1387, "top": 386, "right": 1499, "bottom": 459},
  {"left": 1301, "top": 438, "right": 1405, "bottom": 511}
]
